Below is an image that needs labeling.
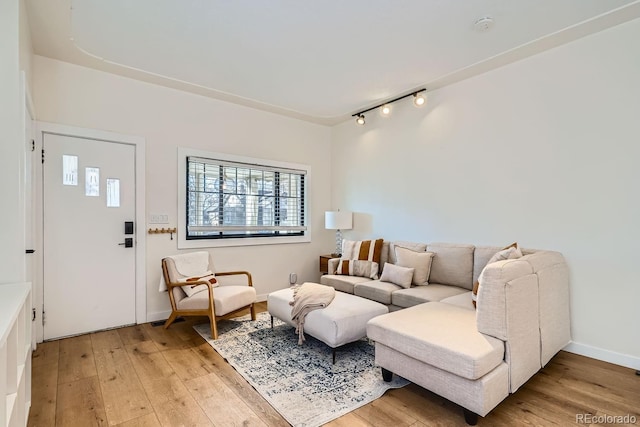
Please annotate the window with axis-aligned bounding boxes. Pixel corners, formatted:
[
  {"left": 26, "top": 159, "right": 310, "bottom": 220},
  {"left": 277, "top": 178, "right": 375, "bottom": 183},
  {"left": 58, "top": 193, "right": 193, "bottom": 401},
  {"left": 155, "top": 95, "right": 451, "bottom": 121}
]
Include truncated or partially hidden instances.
[{"left": 185, "top": 155, "right": 307, "bottom": 240}]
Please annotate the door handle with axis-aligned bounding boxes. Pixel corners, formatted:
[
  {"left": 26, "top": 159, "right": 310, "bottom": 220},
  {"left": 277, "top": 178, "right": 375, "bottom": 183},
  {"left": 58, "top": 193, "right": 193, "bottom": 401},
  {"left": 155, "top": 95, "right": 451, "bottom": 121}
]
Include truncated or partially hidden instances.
[
  {"left": 118, "top": 238, "right": 133, "bottom": 248},
  {"left": 26, "top": 249, "right": 36, "bottom": 254}
]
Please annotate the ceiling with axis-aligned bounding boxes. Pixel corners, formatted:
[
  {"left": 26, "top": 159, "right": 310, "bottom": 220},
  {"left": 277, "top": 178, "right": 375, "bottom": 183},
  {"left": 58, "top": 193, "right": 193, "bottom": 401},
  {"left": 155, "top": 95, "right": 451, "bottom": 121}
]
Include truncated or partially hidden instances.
[{"left": 26, "top": 0, "right": 640, "bottom": 125}]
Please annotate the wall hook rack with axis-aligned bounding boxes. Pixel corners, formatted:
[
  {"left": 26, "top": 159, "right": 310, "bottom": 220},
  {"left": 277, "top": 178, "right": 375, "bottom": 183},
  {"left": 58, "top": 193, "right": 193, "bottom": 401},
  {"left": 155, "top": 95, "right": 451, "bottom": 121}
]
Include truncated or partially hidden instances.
[{"left": 148, "top": 227, "right": 177, "bottom": 240}]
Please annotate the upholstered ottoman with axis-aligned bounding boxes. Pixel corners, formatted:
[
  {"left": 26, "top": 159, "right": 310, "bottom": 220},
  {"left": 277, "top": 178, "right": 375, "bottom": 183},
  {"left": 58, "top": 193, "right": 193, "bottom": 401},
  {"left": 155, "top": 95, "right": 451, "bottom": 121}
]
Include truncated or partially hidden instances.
[{"left": 268, "top": 287, "right": 388, "bottom": 361}]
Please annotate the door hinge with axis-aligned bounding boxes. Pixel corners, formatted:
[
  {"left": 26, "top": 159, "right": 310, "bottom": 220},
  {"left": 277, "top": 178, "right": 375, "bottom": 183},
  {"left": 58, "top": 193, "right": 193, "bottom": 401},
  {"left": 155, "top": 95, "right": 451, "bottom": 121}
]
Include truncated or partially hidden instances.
[
  {"left": 42, "top": 308, "right": 46, "bottom": 325},
  {"left": 41, "top": 148, "right": 45, "bottom": 164},
  {"left": 32, "top": 308, "right": 36, "bottom": 321},
  {"left": 31, "top": 139, "right": 35, "bottom": 152}
]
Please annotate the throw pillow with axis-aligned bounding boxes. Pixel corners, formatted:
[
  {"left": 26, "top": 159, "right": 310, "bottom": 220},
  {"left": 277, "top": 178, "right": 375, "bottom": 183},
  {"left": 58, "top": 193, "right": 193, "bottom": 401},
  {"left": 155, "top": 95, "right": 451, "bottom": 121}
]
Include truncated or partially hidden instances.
[
  {"left": 341, "top": 238, "right": 384, "bottom": 264},
  {"left": 486, "top": 242, "right": 523, "bottom": 265},
  {"left": 379, "top": 263, "right": 415, "bottom": 289},
  {"left": 178, "top": 272, "right": 217, "bottom": 297},
  {"left": 389, "top": 241, "right": 427, "bottom": 264},
  {"left": 394, "top": 246, "right": 435, "bottom": 286},
  {"left": 336, "top": 260, "right": 379, "bottom": 279}
]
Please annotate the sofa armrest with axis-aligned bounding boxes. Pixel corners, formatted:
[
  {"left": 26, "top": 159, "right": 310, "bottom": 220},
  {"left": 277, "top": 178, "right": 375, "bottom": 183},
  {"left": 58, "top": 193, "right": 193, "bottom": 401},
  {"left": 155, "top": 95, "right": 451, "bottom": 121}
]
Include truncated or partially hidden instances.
[
  {"left": 476, "top": 259, "right": 541, "bottom": 392},
  {"left": 521, "top": 251, "right": 570, "bottom": 366},
  {"left": 476, "top": 260, "right": 533, "bottom": 340}
]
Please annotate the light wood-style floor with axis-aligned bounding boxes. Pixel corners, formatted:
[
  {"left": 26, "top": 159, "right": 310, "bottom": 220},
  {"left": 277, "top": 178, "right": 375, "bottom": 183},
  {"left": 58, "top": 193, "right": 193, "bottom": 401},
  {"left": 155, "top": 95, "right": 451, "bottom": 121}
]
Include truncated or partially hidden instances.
[{"left": 28, "top": 302, "right": 640, "bottom": 427}]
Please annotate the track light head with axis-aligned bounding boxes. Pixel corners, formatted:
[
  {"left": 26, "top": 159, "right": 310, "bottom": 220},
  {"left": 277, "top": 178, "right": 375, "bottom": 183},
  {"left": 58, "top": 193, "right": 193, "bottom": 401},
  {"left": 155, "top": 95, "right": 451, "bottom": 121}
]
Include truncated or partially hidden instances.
[
  {"left": 380, "top": 104, "right": 391, "bottom": 116},
  {"left": 356, "top": 114, "right": 366, "bottom": 125},
  {"left": 413, "top": 92, "right": 426, "bottom": 107}
]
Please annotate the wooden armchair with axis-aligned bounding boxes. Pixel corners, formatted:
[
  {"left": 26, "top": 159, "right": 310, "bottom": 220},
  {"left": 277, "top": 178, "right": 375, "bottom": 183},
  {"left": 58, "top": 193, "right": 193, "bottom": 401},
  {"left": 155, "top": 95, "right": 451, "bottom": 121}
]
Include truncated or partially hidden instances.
[{"left": 161, "top": 254, "right": 257, "bottom": 339}]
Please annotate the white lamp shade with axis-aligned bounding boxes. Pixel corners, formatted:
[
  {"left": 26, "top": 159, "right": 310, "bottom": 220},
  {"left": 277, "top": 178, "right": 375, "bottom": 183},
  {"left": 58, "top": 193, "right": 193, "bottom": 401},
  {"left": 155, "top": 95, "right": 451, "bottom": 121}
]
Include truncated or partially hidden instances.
[{"left": 325, "top": 211, "right": 353, "bottom": 230}]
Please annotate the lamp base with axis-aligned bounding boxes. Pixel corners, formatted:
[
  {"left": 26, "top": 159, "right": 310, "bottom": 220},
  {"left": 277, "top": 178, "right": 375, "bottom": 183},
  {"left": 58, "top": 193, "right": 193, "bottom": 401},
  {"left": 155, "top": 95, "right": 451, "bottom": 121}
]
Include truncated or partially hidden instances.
[{"left": 335, "top": 229, "right": 343, "bottom": 258}]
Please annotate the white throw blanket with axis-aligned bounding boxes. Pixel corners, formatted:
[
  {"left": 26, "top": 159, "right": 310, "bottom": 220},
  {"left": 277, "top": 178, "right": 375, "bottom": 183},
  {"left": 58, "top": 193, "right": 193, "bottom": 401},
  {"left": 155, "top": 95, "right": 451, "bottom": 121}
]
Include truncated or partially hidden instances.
[
  {"left": 289, "top": 282, "right": 335, "bottom": 345},
  {"left": 158, "top": 251, "right": 211, "bottom": 292}
]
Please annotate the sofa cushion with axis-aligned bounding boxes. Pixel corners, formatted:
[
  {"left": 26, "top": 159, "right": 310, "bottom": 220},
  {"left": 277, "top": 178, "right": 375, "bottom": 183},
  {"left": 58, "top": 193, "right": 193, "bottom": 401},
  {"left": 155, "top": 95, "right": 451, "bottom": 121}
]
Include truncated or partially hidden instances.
[
  {"left": 367, "top": 302, "right": 504, "bottom": 380},
  {"left": 427, "top": 243, "right": 475, "bottom": 290},
  {"left": 320, "top": 274, "right": 370, "bottom": 294},
  {"left": 379, "top": 263, "right": 414, "bottom": 289},
  {"left": 336, "top": 259, "right": 379, "bottom": 279},
  {"left": 473, "top": 246, "right": 503, "bottom": 284},
  {"left": 440, "top": 291, "right": 475, "bottom": 311},
  {"left": 342, "top": 239, "right": 384, "bottom": 264},
  {"left": 474, "top": 243, "right": 524, "bottom": 308},
  {"left": 354, "top": 280, "right": 401, "bottom": 305},
  {"left": 388, "top": 241, "right": 427, "bottom": 264},
  {"left": 473, "top": 246, "right": 503, "bottom": 308},
  {"left": 379, "top": 241, "right": 390, "bottom": 273},
  {"left": 394, "top": 247, "right": 435, "bottom": 286},
  {"left": 177, "top": 285, "right": 256, "bottom": 316},
  {"left": 391, "top": 284, "right": 469, "bottom": 308}
]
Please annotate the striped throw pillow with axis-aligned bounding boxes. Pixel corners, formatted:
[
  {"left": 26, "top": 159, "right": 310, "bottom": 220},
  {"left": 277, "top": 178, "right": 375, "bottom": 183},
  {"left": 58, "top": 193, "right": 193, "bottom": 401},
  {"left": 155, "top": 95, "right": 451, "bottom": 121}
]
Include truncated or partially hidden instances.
[
  {"left": 336, "top": 260, "right": 379, "bottom": 279},
  {"left": 341, "top": 239, "right": 384, "bottom": 264}
]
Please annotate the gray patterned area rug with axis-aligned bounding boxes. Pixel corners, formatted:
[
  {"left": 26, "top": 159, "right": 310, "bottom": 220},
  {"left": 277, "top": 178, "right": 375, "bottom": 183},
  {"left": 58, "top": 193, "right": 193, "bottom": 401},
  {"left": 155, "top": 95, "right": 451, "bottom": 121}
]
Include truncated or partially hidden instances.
[{"left": 193, "top": 311, "right": 408, "bottom": 427}]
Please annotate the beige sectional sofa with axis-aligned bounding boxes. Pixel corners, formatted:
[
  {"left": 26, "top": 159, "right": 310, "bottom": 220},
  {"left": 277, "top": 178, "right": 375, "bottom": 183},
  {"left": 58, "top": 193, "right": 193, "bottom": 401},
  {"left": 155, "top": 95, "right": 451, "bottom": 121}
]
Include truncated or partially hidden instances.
[{"left": 320, "top": 241, "right": 570, "bottom": 425}]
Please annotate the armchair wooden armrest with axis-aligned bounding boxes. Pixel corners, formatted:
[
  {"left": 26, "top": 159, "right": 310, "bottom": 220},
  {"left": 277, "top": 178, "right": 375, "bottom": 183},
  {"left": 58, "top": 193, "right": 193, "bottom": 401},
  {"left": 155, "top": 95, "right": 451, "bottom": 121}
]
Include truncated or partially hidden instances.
[
  {"left": 165, "top": 279, "right": 216, "bottom": 290},
  {"left": 215, "top": 271, "right": 254, "bottom": 286}
]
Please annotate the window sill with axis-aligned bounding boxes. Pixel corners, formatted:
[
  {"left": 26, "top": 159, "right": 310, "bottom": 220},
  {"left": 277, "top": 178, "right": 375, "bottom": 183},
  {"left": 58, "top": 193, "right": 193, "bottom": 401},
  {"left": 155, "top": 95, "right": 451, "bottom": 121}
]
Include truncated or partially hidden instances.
[{"left": 177, "top": 233, "right": 311, "bottom": 249}]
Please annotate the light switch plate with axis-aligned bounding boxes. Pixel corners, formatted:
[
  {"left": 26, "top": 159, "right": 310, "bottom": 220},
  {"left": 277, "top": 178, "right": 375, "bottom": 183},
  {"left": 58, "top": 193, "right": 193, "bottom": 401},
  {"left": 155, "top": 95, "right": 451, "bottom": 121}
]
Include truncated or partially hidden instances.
[{"left": 149, "top": 213, "right": 169, "bottom": 224}]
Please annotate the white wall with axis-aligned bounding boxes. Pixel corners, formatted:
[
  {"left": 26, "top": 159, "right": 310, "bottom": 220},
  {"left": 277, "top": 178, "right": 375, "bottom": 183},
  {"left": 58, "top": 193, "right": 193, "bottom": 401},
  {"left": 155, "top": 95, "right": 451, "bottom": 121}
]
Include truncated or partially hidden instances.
[
  {"left": 19, "top": 0, "right": 32, "bottom": 88},
  {"left": 32, "top": 56, "right": 333, "bottom": 320},
  {"left": 0, "top": 0, "right": 27, "bottom": 285},
  {"left": 331, "top": 18, "right": 640, "bottom": 367}
]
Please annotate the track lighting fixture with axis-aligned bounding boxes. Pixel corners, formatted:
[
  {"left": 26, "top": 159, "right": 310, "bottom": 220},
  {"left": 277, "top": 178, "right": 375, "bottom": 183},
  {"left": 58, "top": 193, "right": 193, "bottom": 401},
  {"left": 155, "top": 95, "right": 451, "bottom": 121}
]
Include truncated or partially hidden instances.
[{"left": 352, "top": 89, "right": 426, "bottom": 125}]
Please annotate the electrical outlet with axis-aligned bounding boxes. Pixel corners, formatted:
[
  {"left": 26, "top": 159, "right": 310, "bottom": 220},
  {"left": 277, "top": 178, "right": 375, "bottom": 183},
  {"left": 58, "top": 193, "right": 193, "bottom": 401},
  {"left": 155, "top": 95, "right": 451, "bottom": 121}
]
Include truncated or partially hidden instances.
[{"left": 289, "top": 273, "right": 297, "bottom": 285}]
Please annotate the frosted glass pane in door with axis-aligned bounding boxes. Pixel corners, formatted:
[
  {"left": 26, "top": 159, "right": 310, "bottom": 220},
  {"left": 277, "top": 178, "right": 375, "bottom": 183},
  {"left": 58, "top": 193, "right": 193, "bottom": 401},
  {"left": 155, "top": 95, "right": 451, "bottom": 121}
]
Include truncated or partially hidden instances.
[
  {"left": 62, "top": 155, "right": 78, "bottom": 185},
  {"left": 85, "top": 167, "right": 100, "bottom": 196},
  {"left": 106, "top": 178, "right": 120, "bottom": 207}
]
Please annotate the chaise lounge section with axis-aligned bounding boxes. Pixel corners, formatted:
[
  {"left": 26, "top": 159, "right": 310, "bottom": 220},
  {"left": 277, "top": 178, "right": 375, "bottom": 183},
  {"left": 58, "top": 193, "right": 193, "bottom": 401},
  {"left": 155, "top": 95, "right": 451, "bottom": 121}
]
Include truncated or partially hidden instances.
[{"left": 320, "top": 241, "right": 570, "bottom": 424}]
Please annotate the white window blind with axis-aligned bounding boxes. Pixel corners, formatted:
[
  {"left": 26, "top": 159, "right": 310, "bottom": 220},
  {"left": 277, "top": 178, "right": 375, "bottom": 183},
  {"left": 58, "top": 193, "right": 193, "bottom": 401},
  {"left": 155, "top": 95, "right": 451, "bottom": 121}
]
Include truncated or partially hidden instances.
[{"left": 186, "top": 156, "right": 307, "bottom": 239}]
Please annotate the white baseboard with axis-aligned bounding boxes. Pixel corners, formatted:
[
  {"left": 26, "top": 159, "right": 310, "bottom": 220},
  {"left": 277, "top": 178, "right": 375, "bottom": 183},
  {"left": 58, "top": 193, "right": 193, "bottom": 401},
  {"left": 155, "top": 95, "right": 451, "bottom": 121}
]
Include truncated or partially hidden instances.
[
  {"left": 564, "top": 341, "right": 640, "bottom": 370},
  {"left": 146, "top": 310, "right": 172, "bottom": 323}
]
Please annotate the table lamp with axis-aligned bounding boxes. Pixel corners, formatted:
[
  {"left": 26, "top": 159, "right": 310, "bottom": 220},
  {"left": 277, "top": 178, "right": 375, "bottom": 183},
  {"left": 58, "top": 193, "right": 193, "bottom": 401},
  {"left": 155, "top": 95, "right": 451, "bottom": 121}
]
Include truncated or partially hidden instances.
[{"left": 325, "top": 211, "right": 353, "bottom": 257}]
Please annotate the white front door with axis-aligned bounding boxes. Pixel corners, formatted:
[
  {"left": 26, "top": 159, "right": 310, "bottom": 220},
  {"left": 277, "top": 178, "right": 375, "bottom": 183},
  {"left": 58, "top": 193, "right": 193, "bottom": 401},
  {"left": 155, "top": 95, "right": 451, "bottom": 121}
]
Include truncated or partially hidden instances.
[{"left": 43, "top": 133, "right": 136, "bottom": 340}]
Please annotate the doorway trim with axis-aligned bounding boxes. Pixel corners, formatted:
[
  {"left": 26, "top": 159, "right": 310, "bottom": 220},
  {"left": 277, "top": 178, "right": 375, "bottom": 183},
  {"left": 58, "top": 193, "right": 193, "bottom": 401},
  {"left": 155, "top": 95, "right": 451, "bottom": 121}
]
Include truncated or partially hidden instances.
[
  {"left": 34, "top": 121, "right": 146, "bottom": 342},
  {"left": 20, "top": 71, "right": 36, "bottom": 348}
]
